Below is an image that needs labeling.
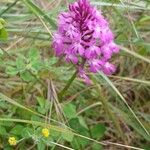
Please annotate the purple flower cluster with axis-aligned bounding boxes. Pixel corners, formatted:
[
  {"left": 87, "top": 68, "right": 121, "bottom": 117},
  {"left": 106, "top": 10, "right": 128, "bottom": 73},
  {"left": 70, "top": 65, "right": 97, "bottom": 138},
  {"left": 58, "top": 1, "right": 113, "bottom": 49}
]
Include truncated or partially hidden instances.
[{"left": 53, "top": 0, "right": 119, "bottom": 83}]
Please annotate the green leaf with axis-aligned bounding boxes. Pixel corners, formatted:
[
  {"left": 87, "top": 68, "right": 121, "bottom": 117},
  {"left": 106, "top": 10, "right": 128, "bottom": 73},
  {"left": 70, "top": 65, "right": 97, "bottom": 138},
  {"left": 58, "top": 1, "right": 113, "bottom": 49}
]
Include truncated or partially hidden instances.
[
  {"left": 71, "top": 136, "right": 89, "bottom": 149},
  {"left": 78, "top": 116, "right": 88, "bottom": 129},
  {"left": 48, "top": 57, "right": 58, "bottom": 65},
  {"left": 6, "top": 66, "right": 18, "bottom": 75},
  {"left": 0, "top": 126, "right": 7, "bottom": 135},
  {"left": 21, "top": 127, "right": 34, "bottom": 138},
  {"left": 69, "top": 118, "right": 89, "bottom": 148},
  {"left": 2, "top": 146, "right": 13, "bottom": 150},
  {"left": 37, "top": 97, "right": 49, "bottom": 114},
  {"left": 31, "top": 115, "right": 42, "bottom": 122},
  {"left": 45, "top": 101, "right": 51, "bottom": 111},
  {"left": 0, "top": 120, "right": 13, "bottom": 127},
  {"left": 61, "top": 130, "right": 74, "bottom": 142},
  {"left": 69, "top": 118, "right": 89, "bottom": 134},
  {"left": 31, "top": 61, "right": 42, "bottom": 71},
  {"left": 37, "top": 141, "right": 46, "bottom": 150},
  {"left": 0, "top": 100, "right": 8, "bottom": 109},
  {"left": 16, "top": 57, "right": 26, "bottom": 71},
  {"left": 28, "top": 49, "right": 40, "bottom": 61},
  {"left": 91, "top": 124, "right": 106, "bottom": 139},
  {"left": 20, "top": 71, "right": 34, "bottom": 82},
  {"left": 10, "top": 125, "right": 24, "bottom": 135},
  {"left": 37, "top": 107, "right": 46, "bottom": 114},
  {"left": 0, "top": 28, "right": 8, "bottom": 40},
  {"left": 50, "top": 129, "right": 60, "bottom": 139},
  {"left": 37, "top": 97, "right": 45, "bottom": 108},
  {"left": 92, "top": 143, "right": 103, "bottom": 150},
  {"left": 63, "top": 103, "right": 77, "bottom": 119},
  {"left": 27, "top": 49, "right": 42, "bottom": 72}
]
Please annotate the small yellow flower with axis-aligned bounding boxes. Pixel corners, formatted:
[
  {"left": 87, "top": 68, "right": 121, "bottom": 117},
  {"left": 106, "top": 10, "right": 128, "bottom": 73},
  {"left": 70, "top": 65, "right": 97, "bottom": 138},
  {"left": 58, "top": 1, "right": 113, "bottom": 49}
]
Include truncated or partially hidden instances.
[
  {"left": 42, "top": 128, "right": 49, "bottom": 138},
  {"left": 8, "top": 137, "right": 17, "bottom": 146}
]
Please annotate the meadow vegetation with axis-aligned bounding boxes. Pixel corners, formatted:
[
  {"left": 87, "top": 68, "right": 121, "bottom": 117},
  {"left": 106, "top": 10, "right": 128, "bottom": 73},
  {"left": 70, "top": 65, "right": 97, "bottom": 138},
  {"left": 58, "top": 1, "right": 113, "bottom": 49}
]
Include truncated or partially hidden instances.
[{"left": 0, "top": 0, "right": 150, "bottom": 149}]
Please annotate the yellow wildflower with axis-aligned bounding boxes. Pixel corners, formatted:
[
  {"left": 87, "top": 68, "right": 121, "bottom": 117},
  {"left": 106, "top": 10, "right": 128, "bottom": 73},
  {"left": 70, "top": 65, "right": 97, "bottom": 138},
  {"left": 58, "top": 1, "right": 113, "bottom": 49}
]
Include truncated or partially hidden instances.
[
  {"left": 42, "top": 128, "right": 49, "bottom": 138},
  {"left": 8, "top": 137, "right": 17, "bottom": 146}
]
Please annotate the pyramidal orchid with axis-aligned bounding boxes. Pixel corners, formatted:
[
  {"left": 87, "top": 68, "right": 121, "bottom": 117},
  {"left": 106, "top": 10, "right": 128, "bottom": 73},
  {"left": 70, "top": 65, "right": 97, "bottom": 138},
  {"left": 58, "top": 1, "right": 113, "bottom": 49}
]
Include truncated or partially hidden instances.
[{"left": 53, "top": 0, "right": 119, "bottom": 83}]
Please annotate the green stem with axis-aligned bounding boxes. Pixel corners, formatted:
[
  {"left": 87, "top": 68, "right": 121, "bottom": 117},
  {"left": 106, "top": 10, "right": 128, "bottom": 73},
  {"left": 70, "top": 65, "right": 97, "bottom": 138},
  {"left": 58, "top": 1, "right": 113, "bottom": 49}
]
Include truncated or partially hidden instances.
[{"left": 58, "top": 70, "right": 78, "bottom": 99}]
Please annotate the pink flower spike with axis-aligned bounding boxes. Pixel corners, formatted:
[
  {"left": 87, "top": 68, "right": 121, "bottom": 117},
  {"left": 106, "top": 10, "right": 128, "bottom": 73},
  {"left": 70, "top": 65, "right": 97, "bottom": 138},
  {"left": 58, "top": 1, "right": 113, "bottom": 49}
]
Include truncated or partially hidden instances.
[
  {"left": 71, "top": 42, "right": 85, "bottom": 56},
  {"left": 109, "top": 42, "right": 120, "bottom": 53},
  {"left": 89, "top": 59, "right": 103, "bottom": 73},
  {"left": 103, "top": 62, "right": 116, "bottom": 75},
  {"left": 79, "top": 68, "right": 91, "bottom": 84},
  {"left": 53, "top": 33, "right": 64, "bottom": 56},
  {"left": 66, "top": 55, "right": 78, "bottom": 64},
  {"left": 85, "top": 45, "right": 100, "bottom": 59},
  {"left": 52, "top": 0, "right": 120, "bottom": 83}
]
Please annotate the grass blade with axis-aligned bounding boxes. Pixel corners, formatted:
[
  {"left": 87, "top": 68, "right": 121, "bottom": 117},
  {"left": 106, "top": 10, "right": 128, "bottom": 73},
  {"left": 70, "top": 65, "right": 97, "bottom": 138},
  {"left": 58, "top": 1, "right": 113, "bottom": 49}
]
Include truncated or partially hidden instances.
[
  {"left": 121, "top": 46, "right": 150, "bottom": 64},
  {"left": 109, "top": 75, "right": 150, "bottom": 86},
  {"left": 0, "top": 0, "right": 19, "bottom": 16},
  {"left": 22, "top": 0, "right": 56, "bottom": 28},
  {"left": 99, "top": 72, "right": 150, "bottom": 136}
]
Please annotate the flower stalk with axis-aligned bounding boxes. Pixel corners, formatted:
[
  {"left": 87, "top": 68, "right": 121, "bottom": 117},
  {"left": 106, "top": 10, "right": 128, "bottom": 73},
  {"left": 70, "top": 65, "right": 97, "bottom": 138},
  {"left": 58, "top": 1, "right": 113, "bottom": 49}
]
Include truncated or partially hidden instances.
[{"left": 58, "top": 70, "right": 78, "bottom": 99}]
